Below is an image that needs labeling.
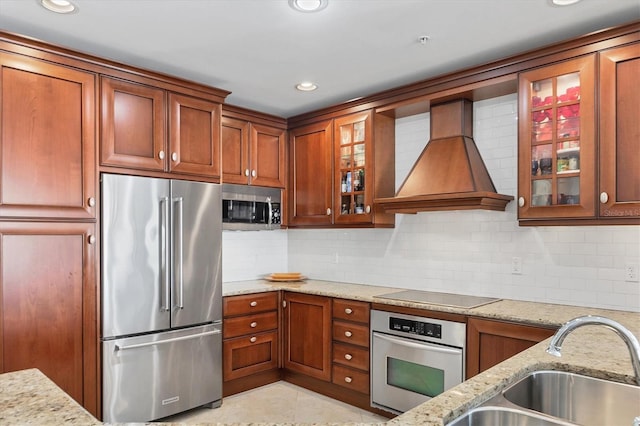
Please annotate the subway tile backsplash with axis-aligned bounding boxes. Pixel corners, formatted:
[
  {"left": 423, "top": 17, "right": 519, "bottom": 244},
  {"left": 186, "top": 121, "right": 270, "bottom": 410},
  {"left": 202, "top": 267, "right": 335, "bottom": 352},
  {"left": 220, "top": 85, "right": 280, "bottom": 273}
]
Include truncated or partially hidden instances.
[{"left": 224, "top": 94, "right": 640, "bottom": 312}]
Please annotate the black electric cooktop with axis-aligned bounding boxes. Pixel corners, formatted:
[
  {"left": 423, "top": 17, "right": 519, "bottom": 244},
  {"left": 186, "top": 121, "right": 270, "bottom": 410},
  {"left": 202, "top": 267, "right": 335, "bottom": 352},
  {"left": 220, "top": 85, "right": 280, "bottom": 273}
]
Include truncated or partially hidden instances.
[{"left": 374, "top": 289, "right": 501, "bottom": 309}]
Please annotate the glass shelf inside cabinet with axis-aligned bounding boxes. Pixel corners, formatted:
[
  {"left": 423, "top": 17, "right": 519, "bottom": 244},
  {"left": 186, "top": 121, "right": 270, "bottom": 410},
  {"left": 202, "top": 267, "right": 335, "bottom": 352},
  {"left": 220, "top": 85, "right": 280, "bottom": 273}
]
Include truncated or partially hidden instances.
[
  {"left": 529, "top": 71, "right": 582, "bottom": 207},
  {"left": 339, "top": 120, "right": 367, "bottom": 215}
]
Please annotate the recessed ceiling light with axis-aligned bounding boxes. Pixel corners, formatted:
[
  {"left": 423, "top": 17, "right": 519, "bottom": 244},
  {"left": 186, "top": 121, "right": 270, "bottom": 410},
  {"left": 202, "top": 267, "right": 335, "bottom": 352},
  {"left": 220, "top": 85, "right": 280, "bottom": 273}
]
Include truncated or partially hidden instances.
[
  {"left": 296, "top": 82, "right": 318, "bottom": 92},
  {"left": 289, "top": 0, "right": 328, "bottom": 13},
  {"left": 549, "top": 0, "right": 582, "bottom": 6},
  {"left": 40, "top": 0, "right": 77, "bottom": 14}
]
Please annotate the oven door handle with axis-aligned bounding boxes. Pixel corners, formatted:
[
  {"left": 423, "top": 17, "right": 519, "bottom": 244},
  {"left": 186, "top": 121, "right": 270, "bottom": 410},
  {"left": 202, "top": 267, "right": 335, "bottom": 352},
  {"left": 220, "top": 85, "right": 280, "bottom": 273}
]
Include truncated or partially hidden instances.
[{"left": 374, "top": 332, "right": 462, "bottom": 355}]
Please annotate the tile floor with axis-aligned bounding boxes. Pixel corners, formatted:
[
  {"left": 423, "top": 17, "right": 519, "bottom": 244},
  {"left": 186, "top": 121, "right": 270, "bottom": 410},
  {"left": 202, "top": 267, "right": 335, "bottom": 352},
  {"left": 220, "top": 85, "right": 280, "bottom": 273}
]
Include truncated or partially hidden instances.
[{"left": 158, "top": 381, "right": 389, "bottom": 424}]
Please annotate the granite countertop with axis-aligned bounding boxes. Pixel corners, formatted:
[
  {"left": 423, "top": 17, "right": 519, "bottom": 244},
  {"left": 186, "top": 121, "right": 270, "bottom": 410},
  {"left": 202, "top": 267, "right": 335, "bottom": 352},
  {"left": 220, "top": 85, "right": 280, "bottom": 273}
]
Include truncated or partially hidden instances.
[
  {"left": 0, "top": 368, "right": 100, "bottom": 425},
  {"left": 2, "top": 279, "right": 637, "bottom": 425},
  {"left": 225, "top": 279, "right": 640, "bottom": 425}
]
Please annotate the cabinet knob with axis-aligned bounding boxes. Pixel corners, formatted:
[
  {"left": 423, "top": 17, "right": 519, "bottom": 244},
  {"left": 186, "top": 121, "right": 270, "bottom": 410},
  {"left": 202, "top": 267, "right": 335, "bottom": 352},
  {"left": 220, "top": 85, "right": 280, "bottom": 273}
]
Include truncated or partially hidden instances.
[
  {"left": 250, "top": 301, "right": 258, "bottom": 307},
  {"left": 344, "top": 308, "right": 353, "bottom": 315},
  {"left": 600, "top": 192, "right": 609, "bottom": 204},
  {"left": 250, "top": 336, "right": 257, "bottom": 343},
  {"left": 171, "top": 152, "right": 178, "bottom": 162},
  {"left": 88, "top": 197, "right": 96, "bottom": 207},
  {"left": 344, "top": 376, "right": 352, "bottom": 383},
  {"left": 344, "top": 331, "right": 352, "bottom": 338},
  {"left": 326, "top": 208, "right": 331, "bottom": 216},
  {"left": 158, "top": 150, "right": 165, "bottom": 160},
  {"left": 251, "top": 169, "right": 257, "bottom": 178},
  {"left": 344, "top": 353, "right": 353, "bottom": 361},
  {"left": 518, "top": 197, "right": 525, "bottom": 207},
  {"left": 365, "top": 205, "right": 371, "bottom": 214},
  {"left": 250, "top": 321, "right": 258, "bottom": 328},
  {"left": 245, "top": 169, "right": 250, "bottom": 177},
  {"left": 88, "top": 235, "right": 96, "bottom": 245}
]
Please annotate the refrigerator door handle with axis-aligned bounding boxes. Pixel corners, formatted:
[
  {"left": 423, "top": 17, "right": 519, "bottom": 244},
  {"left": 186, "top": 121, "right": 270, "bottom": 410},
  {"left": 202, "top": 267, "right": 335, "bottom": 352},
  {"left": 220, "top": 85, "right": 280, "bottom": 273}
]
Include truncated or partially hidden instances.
[
  {"left": 160, "top": 196, "right": 171, "bottom": 312},
  {"left": 173, "top": 196, "right": 184, "bottom": 309},
  {"left": 114, "top": 329, "right": 221, "bottom": 351}
]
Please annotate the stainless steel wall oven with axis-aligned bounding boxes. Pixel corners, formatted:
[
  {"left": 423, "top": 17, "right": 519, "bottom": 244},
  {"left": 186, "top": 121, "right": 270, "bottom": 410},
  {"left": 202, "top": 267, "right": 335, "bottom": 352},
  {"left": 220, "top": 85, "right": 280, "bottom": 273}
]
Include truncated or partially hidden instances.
[{"left": 370, "top": 309, "right": 466, "bottom": 414}]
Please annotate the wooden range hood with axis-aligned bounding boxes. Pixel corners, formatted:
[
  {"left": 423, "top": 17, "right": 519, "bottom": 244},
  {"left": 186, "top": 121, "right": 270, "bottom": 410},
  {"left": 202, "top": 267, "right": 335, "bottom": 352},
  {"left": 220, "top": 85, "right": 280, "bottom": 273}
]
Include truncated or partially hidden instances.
[{"left": 375, "top": 99, "right": 513, "bottom": 213}]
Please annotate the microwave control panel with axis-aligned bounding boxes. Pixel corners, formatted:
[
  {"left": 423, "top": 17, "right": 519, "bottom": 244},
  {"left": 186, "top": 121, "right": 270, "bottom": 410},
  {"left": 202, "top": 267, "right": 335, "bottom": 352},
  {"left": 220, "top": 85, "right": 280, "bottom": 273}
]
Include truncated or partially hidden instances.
[
  {"left": 389, "top": 317, "right": 442, "bottom": 339},
  {"left": 271, "top": 203, "right": 281, "bottom": 225}
]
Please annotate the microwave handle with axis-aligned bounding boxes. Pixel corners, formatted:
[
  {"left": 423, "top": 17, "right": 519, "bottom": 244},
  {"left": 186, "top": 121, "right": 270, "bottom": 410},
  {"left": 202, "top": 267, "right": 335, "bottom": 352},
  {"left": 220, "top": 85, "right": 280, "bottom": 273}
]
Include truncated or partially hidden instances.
[{"left": 267, "top": 196, "right": 272, "bottom": 226}]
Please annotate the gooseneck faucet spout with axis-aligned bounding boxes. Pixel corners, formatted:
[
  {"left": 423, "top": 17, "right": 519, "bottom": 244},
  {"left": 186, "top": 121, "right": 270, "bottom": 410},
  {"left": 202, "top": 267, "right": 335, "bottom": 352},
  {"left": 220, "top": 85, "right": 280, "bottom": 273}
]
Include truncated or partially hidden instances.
[{"left": 546, "top": 315, "right": 640, "bottom": 385}]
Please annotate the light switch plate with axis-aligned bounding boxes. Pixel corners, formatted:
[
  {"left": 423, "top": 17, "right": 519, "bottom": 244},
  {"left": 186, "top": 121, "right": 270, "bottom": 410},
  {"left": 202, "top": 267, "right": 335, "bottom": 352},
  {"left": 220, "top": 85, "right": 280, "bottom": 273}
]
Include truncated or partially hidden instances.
[{"left": 512, "top": 257, "right": 522, "bottom": 275}]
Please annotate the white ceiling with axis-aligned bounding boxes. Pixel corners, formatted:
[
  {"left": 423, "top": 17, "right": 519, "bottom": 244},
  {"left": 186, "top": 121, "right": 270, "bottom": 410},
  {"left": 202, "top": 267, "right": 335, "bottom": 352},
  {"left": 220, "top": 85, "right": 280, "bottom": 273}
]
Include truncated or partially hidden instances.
[{"left": 0, "top": 0, "right": 638, "bottom": 118}]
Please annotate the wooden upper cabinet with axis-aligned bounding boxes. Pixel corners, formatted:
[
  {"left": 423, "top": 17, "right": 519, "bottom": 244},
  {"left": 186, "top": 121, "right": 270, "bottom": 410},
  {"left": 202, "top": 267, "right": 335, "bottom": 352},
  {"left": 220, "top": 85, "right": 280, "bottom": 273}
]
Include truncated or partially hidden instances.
[
  {"left": 101, "top": 76, "right": 222, "bottom": 180},
  {"left": 0, "top": 221, "right": 98, "bottom": 415},
  {"left": 288, "top": 120, "right": 333, "bottom": 226},
  {"left": 100, "top": 76, "right": 166, "bottom": 171},
  {"left": 222, "top": 116, "right": 250, "bottom": 184},
  {"left": 518, "top": 54, "right": 597, "bottom": 221},
  {"left": 0, "top": 52, "right": 96, "bottom": 220},
  {"left": 250, "top": 123, "right": 286, "bottom": 188},
  {"left": 168, "top": 92, "right": 221, "bottom": 178},
  {"left": 599, "top": 42, "right": 640, "bottom": 219},
  {"left": 221, "top": 116, "right": 285, "bottom": 187}
]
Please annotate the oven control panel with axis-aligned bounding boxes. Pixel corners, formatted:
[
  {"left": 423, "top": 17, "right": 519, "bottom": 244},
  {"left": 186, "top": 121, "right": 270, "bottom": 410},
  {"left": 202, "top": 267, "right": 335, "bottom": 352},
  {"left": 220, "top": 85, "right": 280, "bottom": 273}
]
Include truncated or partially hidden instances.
[{"left": 389, "top": 317, "right": 442, "bottom": 339}]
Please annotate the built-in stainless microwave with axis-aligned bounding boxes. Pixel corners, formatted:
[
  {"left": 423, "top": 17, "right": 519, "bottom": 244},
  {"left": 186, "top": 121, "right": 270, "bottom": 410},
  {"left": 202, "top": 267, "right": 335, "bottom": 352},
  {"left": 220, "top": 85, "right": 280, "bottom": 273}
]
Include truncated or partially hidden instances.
[{"left": 222, "top": 184, "right": 281, "bottom": 231}]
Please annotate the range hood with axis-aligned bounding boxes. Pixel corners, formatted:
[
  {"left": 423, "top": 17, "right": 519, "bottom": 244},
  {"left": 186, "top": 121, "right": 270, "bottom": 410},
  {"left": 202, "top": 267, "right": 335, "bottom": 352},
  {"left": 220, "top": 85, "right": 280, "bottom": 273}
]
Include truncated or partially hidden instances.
[{"left": 375, "top": 99, "right": 513, "bottom": 213}]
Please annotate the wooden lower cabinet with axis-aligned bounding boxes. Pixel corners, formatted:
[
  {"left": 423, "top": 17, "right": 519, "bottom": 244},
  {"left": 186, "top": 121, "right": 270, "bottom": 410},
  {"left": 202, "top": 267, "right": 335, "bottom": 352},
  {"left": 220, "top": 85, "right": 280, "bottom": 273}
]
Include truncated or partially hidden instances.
[
  {"left": 466, "top": 317, "right": 556, "bottom": 378},
  {"left": 222, "top": 292, "right": 280, "bottom": 396},
  {"left": 331, "top": 299, "right": 370, "bottom": 396},
  {"left": 0, "top": 221, "right": 98, "bottom": 416},
  {"left": 282, "top": 292, "right": 332, "bottom": 381}
]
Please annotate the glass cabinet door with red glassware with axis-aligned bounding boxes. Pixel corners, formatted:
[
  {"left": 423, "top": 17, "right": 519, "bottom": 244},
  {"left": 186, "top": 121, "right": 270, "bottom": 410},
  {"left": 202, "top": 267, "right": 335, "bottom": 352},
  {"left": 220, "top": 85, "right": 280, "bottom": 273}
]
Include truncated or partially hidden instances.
[
  {"left": 517, "top": 55, "right": 596, "bottom": 221},
  {"left": 334, "top": 111, "right": 373, "bottom": 224}
]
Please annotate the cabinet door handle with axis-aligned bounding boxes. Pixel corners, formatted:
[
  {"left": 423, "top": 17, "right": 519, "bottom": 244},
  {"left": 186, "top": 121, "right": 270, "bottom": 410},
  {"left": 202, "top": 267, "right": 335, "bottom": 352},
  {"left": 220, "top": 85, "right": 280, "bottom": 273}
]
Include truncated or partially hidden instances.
[
  {"left": 344, "top": 331, "right": 352, "bottom": 338},
  {"left": 326, "top": 208, "right": 331, "bottom": 216},
  {"left": 250, "top": 301, "right": 258, "bottom": 307},
  {"left": 245, "top": 169, "right": 250, "bottom": 177},
  {"left": 158, "top": 150, "right": 165, "bottom": 160},
  {"left": 251, "top": 169, "right": 257, "bottom": 178},
  {"left": 344, "top": 308, "right": 353, "bottom": 315},
  {"left": 88, "top": 235, "right": 96, "bottom": 245},
  {"left": 365, "top": 205, "right": 371, "bottom": 214},
  {"left": 344, "top": 353, "right": 353, "bottom": 360},
  {"left": 250, "top": 321, "right": 258, "bottom": 328},
  {"left": 600, "top": 192, "right": 609, "bottom": 203},
  {"left": 171, "top": 152, "right": 178, "bottom": 162},
  {"left": 344, "top": 376, "right": 352, "bottom": 383},
  {"left": 250, "top": 336, "right": 257, "bottom": 343},
  {"left": 518, "top": 197, "right": 525, "bottom": 207},
  {"left": 88, "top": 197, "right": 96, "bottom": 207}
]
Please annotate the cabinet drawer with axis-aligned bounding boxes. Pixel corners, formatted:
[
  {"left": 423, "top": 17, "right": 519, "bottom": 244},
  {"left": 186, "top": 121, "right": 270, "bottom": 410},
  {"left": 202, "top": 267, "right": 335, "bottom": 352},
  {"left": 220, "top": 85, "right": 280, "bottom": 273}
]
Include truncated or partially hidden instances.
[
  {"left": 223, "top": 311, "right": 278, "bottom": 339},
  {"left": 332, "top": 321, "right": 369, "bottom": 347},
  {"left": 223, "top": 331, "right": 278, "bottom": 381},
  {"left": 332, "top": 298, "right": 370, "bottom": 324},
  {"left": 332, "top": 364, "right": 369, "bottom": 394},
  {"left": 224, "top": 292, "right": 278, "bottom": 317},
  {"left": 332, "top": 342, "right": 369, "bottom": 371}
]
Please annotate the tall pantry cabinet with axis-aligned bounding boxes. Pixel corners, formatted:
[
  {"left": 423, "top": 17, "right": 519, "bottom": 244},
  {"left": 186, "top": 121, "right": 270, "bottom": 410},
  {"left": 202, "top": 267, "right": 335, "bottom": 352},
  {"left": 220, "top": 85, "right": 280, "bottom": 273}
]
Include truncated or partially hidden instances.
[{"left": 0, "top": 48, "right": 99, "bottom": 415}]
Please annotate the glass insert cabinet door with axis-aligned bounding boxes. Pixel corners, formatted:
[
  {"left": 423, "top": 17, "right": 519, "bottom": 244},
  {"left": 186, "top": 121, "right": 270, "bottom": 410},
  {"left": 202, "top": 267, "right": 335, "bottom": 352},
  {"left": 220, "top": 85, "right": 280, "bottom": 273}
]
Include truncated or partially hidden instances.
[
  {"left": 334, "top": 111, "right": 373, "bottom": 223},
  {"left": 518, "top": 55, "right": 596, "bottom": 219}
]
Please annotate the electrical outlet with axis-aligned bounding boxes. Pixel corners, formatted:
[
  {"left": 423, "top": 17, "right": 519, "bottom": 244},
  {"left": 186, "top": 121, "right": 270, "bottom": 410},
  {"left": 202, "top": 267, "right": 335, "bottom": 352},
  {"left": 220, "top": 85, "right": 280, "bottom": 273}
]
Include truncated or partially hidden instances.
[
  {"left": 334, "top": 253, "right": 340, "bottom": 264},
  {"left": 625, "top": 264, "right": 639, "bottom": 282},
  {"left": 511, "top": 257, "right": 522, "bottom": 275}
]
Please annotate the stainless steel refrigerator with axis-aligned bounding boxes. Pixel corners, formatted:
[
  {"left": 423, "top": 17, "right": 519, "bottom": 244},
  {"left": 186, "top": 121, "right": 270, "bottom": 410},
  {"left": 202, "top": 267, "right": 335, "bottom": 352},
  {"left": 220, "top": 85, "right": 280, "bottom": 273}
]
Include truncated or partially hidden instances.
[{"left": 101, "top": 173, "right": 222, "bottom": 423}]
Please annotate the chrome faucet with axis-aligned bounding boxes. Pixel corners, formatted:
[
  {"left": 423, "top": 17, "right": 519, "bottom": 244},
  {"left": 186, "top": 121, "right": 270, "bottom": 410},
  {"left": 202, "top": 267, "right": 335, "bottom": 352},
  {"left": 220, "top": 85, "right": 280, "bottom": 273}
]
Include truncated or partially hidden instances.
[{"left": 546, "top": 315, "right": 640, "bottom": 386}]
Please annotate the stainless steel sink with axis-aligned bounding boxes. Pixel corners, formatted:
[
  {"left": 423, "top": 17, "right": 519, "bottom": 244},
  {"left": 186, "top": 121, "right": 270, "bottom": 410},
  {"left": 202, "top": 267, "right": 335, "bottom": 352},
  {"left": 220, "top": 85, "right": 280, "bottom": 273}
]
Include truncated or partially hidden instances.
[
  {"left": 503, "top": 370, "right": 640, "bottom": 426},
  {"left": 446, "top": 406, "right": 572, "bottom": 426}
]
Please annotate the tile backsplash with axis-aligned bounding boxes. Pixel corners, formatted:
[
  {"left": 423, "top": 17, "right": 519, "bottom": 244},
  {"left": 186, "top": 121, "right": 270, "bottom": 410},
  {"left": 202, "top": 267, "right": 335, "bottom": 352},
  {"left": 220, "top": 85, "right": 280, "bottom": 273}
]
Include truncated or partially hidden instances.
[{"left": 224, "top": 94, "right": 640, "bottom": 312}]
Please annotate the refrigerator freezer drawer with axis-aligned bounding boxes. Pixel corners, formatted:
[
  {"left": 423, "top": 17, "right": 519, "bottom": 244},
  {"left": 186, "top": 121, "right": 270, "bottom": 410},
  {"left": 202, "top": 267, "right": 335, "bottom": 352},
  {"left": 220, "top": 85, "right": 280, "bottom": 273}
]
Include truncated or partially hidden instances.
[{"left": 102, "top": 324, "right": 222, "bottom": 423}]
